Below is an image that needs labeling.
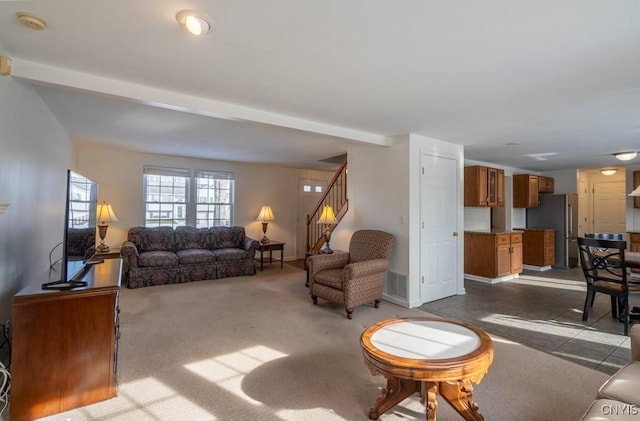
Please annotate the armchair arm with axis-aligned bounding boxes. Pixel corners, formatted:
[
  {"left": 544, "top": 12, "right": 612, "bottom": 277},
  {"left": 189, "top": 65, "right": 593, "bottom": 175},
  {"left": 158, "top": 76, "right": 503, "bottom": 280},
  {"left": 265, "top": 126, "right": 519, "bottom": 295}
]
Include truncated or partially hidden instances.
[
  {"left": 344, "top": 259, "right": 390, "bottom": 279},
  {"left": 308, "top": 252, "right": 350, "bottom": 276},
  {"left": 120, "top": 241, "right": 139, "bottom": 268},
  {"left": 631, "top": 324, "right": 640, "bottom": 361}
]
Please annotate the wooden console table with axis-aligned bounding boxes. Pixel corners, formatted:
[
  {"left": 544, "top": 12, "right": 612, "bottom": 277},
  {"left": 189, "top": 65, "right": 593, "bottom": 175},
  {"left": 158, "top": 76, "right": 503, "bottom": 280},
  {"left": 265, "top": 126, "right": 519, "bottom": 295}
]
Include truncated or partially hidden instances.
[
  {"left": 360, "top": 317, "right": 493, "bottom": 421},
  {"left": 11, "top": 259, "right": 122, "bottom": 421},
  {"left": 256, "top": 241, "right": 285, "bottom": 271}
]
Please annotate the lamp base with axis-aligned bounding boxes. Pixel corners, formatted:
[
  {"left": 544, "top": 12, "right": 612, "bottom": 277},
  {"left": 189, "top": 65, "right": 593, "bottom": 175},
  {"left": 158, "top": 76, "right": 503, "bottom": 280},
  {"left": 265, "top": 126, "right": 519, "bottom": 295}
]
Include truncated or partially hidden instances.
[
  {"left": 320, "top": 246, "right": 334, "bottom": 254},
  {"left": 97, "top": 242, "right": 110, "bottom": 252},
  {"left": 261, "top": 236, "right": 271, "bottom": 244}
]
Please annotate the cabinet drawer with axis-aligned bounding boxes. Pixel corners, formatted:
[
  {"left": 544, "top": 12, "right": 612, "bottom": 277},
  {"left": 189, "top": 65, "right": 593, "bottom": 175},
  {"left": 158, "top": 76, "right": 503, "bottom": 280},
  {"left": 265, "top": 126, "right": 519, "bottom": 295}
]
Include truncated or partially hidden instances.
[
  {"left": 510, "top": 233, "right": 522, "bottom": 243},
  {"left": 496, "top": 235, "right": 510, "bottom": 245},
  {"left": 630, "top": 233, "right": 640, "bottom": 243}
]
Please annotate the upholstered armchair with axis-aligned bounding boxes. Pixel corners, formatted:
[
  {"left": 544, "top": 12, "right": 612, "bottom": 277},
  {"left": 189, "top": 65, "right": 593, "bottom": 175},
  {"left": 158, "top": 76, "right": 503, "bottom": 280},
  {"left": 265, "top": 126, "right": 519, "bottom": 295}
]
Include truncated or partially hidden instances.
[{"left": 308, "top": 229, "right": 395, "bottom": 319}]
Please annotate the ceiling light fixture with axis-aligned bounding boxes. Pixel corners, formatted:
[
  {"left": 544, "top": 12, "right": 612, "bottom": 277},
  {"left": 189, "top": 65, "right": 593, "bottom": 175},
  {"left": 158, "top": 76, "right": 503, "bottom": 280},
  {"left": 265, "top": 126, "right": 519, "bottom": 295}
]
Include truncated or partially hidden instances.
[
  {"left": 600, "top": 169, "right": 617, "bottom": 176},
  {"left": 16, "top": 12, "right": 46, "bottom": 30},
  {"left": 176, "top": 10, "right": 212, "bottom": 36},
  {"left": 629, "top": 186, "right": 640, "bottom": 197},
  {"left": 613, "top": 152, "right": 638, "bottom": 161}
]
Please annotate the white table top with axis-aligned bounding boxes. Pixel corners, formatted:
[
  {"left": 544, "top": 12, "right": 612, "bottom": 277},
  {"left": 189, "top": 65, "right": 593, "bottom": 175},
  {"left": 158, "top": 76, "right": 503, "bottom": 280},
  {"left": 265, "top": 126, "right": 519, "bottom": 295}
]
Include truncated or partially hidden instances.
[{"left": 370, "top": 319, "right": 482, "bottom": 360}]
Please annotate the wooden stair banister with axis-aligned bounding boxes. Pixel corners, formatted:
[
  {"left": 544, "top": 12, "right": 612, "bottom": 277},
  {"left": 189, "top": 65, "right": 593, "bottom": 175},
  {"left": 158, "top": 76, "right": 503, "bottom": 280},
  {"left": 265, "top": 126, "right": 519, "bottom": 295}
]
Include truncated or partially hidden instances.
[{"left": 305, "top": 160, "right": 348, "bottom": 253}]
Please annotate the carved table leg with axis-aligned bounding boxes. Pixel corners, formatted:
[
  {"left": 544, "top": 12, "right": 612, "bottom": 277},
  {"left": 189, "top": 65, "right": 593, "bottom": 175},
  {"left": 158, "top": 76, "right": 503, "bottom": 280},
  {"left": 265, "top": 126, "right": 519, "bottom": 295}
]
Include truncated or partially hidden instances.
[
  {"left": 424, "top": 382, "right": 438, "bottom": 421},
  {"left": 438, "top": 380, "right": 484, "bottom": 421},
  {"left": 368, "top": 376, "right": 421, "bottom": 420}
]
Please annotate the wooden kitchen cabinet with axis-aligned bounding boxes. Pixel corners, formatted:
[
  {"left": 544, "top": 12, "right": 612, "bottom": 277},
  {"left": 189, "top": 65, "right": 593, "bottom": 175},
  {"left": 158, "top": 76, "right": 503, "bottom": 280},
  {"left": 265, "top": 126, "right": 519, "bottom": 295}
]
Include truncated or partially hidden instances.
[
  {"left": 538, "top": 176, "right": 555, "bottom": 194},
  {"left": 630, "top": 233, "right": 640, "bottom": 252},
  {"left": 522, "top": 229, "right": 555, "bottom": 267},
  {"left": 464, "top": 165, "right": 504, "bottom": 207},
  {"left": 513, "top": 174, "right": 539, "bottom": 208},
  {"left": 464, "top": 231, "right": 523, "bottom": 279}
]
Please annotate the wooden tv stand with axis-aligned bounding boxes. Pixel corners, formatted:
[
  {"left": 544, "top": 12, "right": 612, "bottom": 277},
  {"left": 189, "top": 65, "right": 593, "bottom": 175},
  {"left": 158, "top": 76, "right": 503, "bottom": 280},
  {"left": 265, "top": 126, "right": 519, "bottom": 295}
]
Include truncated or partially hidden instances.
[{"left": 11, "top": 259, "right": 122, "bottom": 421}]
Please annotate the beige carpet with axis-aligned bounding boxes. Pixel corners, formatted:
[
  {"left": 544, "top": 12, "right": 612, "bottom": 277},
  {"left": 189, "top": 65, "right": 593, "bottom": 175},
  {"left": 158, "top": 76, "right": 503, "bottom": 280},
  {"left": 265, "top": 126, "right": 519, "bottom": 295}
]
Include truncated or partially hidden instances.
[{"left": 37, "top": 263, "right": 608, "bottom": 421}]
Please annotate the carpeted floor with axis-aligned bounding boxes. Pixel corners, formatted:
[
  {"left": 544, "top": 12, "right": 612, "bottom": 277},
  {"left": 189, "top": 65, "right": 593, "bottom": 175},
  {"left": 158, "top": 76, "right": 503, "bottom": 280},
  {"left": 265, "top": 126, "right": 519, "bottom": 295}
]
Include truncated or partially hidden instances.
[{"left": 36, "top": 265, "right": 607, "bottom": 421}]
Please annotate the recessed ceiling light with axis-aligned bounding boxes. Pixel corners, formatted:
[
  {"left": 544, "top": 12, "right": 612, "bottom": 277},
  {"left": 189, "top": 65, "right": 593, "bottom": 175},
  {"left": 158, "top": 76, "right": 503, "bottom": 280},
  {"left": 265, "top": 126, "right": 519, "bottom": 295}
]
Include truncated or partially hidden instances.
[
  {"left": 613, "top": 151, "right": 638, "bottom": 161},
  {"left": 16, "top": 12, "right": 47, "bottom": 31},
  {"left": 176, "top": 10, "right": 212, "bottom": 36},
  {"left": 600, "top": 169, "right": 617, "bottom": 176}
]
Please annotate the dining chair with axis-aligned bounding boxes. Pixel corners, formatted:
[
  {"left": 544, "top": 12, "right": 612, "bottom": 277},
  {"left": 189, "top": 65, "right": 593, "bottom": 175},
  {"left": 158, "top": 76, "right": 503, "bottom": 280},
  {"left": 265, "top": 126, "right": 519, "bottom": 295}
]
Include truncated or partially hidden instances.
[{"left": 578, "top": 237, "right": 639, "bottom": 336}]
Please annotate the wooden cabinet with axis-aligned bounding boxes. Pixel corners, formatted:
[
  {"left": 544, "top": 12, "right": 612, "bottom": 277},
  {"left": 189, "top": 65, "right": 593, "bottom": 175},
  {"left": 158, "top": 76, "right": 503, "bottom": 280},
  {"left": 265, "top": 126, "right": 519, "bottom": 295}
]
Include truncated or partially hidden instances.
[
  {"left": 634, "top": 171, "right": 640, "bottom": 209},
  {"left": 513, "top": 174, "right": 539, "bottom": 208},
  {"left": 465, "top": 165, "right": 504, "bottom": 207},
  {"left": 522, "top": 229, "right": 555, "bottom": 267},
  {"left": 11, "top": 259, "right": 122, "bottom": 421},
  {"left": 464, "top": 231, "right": 523, "bottom": 279},
  {"left": 538, "top": 176, "right": 555, "bottom": 194},
  {"left": 630, "top": 233, "right": 640, "bottom": 252}
]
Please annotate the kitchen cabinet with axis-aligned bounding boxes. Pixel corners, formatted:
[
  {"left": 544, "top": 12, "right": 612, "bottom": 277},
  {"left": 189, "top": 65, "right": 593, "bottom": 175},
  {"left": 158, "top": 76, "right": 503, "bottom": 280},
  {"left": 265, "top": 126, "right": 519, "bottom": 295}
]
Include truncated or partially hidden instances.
[
  {"left": 464, "top": 166, "right": 504, "bottom": 207},
  {"left": 464, "top": 231, "right": 522, "bottom": 279},
  {"left": 513, "top": 174, "right": 539, "bottom": 208},
  {"left": 630, "top": 233, "right": 640, "bottom": 252},
  {"left": 521, "top": 229, "right": 555, "bottom": 267},
  {"left": 634, "top": 172, "right": 640, "bottom": 209},
  {"left": 538, "top": 176, "right": 555, "bottom": 194}
]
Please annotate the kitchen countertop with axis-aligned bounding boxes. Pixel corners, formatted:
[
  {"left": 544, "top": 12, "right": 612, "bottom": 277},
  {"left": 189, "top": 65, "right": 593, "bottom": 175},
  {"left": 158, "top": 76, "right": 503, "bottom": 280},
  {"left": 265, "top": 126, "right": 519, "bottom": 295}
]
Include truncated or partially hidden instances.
[
  {"left": 464, "top": 230, "right": 522, "bottom": 235},
  {"left": 515, "top": 228, "right": 555, "bottom": 232}
]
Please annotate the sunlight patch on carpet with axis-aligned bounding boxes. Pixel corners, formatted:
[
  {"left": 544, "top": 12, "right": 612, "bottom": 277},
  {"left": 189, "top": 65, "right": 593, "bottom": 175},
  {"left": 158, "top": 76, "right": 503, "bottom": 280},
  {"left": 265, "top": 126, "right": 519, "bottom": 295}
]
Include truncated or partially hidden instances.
[{"left": 185, "top": 345, "right": 288, "bottom": 406}]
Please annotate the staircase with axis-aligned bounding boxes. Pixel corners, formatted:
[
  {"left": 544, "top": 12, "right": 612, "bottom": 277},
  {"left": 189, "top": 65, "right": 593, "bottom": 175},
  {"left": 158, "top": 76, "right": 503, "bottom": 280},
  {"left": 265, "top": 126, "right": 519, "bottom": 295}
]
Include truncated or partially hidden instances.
[{"left": 305, "top": 160, "right": 348, "bottom": 253}]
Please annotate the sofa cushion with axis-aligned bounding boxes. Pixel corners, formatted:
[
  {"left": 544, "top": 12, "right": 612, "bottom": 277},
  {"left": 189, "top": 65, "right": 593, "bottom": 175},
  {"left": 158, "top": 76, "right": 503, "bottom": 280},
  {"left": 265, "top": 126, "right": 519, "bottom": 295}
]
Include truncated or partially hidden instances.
[
  {"left": 138, "top": 251, "right": 179, "bottom": 267},
  {"left": 177, "top": 249, "right": 216, "bottom": 265},
  {"left": 210, "top": 226, "right": 245, "bottom": 250},
  {"left": 212, "top": 248, "right": 252, "bottom": 262},
  {"left": 314, "top": 269, "right": 345, "bottom": 290},
  {"left": 128, "top": 226, "right": 176, "bottom": 252},
  {"left": 175, "top": 226, "right": 210, "bottom": 250},
  {"left": 598, "top": 361, "right": 640, "bottom": 405}
]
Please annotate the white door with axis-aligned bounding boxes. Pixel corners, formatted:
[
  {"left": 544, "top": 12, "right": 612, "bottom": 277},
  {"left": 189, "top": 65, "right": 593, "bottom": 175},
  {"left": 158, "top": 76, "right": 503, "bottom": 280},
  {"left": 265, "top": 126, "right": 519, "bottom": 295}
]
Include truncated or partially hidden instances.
[
  {"left": 592, "top": 181, "right": 626, "bottom": 235},
  {"left": 296, "top": 179, "right": 327, "bottom": 258},
  {"left": 577, "top": 180, "right": 590, "bottom": 236},
  {"left": 420, "top": 153, "right": 459, "bottom": 303}
]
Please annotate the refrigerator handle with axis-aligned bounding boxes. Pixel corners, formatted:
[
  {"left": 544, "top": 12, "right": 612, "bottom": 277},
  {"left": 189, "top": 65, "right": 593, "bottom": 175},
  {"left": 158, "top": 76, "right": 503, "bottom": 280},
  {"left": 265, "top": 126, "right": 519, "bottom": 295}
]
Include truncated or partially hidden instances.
[{"left": 568, "top": 203, "right": 573, "bottom": 236}]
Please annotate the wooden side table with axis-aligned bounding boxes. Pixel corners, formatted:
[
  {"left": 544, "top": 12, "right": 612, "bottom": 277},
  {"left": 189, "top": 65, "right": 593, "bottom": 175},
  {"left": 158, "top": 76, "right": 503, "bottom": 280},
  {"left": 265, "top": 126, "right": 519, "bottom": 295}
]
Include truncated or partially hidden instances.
[
  {"left": 255, "top": 241, "right": 285, "bottom": 271},
  {"left": 95, "top": 248, "right": 121, "bottom": 260}
]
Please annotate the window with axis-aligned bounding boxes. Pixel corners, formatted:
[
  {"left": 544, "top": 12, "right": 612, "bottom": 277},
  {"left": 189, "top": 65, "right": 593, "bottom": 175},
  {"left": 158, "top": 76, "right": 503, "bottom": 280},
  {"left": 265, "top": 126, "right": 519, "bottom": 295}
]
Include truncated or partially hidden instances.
[
  {"left": 195, "top": 170, "right": 234, "bottom": 228},
  {"left": 143, "top": 166, "right": 234, "bottom": 228}
]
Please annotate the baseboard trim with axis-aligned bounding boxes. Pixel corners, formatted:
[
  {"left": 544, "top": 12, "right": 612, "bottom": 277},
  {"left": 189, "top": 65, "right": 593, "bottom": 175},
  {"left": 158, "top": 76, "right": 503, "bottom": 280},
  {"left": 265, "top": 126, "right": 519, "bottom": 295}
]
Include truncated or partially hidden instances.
[
  {"left": 465, "top": 273, "right": 519, "bottom": 284},
  {"left": 523, "top": 264, "right": 553, "bottom": 272}
]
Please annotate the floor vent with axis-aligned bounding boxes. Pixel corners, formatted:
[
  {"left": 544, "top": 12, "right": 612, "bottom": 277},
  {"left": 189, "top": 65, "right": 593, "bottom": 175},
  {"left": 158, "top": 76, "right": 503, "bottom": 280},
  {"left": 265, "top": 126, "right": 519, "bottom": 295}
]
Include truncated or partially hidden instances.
[{"left": 385, "top": 270, "right": 408, "bottom": 300}]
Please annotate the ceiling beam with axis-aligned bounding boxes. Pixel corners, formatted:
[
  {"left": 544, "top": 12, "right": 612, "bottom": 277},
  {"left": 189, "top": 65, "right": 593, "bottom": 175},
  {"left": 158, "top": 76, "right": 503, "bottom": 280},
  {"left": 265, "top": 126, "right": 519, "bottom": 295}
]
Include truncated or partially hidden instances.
[{"left": 10, "top": 57, "right": 391, "bottom": 147}]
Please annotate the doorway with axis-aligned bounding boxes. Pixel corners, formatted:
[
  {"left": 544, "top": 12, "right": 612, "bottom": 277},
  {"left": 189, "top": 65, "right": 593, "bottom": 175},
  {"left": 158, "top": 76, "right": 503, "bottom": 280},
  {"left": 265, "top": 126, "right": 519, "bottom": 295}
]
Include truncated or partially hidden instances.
[{"left": 592, "top": 181, "right": 626, "bottom": 235}]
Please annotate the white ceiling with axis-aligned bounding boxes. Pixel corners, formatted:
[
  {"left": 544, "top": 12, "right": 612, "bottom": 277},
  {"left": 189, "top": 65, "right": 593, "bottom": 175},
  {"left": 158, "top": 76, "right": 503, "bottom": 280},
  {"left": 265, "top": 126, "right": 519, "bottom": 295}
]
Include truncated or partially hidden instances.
[{"left": 1, "top": 0, "right": 640, "bottom": 171}]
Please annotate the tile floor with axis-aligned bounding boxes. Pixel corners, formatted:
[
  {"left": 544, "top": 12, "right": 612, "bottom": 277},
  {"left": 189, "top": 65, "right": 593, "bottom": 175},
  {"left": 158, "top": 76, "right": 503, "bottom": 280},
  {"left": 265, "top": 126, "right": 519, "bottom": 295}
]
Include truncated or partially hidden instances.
[{"left": 419, "top": 267, "right": 639, "bottom": 375}]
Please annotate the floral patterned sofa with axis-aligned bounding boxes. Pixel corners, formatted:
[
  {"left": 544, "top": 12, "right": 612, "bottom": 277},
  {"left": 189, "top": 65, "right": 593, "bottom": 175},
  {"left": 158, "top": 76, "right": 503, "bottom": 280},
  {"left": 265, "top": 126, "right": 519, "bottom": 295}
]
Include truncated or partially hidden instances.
[{"left": 121, "top": 226, "right": 259, "bottom": 288}]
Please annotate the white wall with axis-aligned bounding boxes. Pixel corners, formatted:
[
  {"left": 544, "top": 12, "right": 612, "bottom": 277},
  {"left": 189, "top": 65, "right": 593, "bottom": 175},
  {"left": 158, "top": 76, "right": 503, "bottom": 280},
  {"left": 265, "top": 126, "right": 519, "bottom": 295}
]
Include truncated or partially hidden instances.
[
  {"left": 0, "top": 75, "right": 74, "bottom": 323},
  {"left": 76, "top": 143, "right": 333, "bottom": 260},
  {"left": 626, "top": 165, "right": 640, "bottom": 231},
  {"left": 336, "top": 133, "right": 464, "bottom": 308}
]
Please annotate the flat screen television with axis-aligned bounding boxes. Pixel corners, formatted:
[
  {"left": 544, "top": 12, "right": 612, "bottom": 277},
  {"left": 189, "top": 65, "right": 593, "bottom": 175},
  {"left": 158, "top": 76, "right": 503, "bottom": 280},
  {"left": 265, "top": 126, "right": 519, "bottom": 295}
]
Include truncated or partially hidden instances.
[{"left": 43, "top": 170, "right": 100, "bottom": 290}]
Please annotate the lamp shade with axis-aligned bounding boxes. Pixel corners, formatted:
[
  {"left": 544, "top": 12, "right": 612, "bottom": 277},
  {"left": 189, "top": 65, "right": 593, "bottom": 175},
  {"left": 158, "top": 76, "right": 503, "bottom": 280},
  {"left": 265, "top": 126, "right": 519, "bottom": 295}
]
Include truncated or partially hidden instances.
[
  {"left": 256, "top": 205, "right": 275, "bottom": 221},
  {"left": 316, "top": 205, "right": 338, "bottom": 225},
  {"left": 629, "top": 186, "right": 640, "bottom": 197},
  {"left": 96, "top": 202, "right": 119, "bottom": 224}
]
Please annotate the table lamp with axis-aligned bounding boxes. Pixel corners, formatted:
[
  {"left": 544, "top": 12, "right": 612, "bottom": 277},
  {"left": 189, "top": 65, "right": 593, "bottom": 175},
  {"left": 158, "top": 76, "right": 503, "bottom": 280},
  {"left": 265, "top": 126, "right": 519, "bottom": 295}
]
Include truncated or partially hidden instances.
[
  {"left": 317, "top": 205, "right": 338, "bottom": 254},
  {"left": 96, "top": 201, "right": 119, "bottom": 252},
  {"left": 257, "top": 205, "right": 275, "bottom": 244}
]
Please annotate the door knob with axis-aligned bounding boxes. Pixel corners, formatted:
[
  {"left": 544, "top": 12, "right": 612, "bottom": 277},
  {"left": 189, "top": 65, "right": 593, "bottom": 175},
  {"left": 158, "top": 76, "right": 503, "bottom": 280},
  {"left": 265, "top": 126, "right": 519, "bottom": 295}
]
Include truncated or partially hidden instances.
[{"left": 452, "top": 232, "right": 459, "bottom": 237}]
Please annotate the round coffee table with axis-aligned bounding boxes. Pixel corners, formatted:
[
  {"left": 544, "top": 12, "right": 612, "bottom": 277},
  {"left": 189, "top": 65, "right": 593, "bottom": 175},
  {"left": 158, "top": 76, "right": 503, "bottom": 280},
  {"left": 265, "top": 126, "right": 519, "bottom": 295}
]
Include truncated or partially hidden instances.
[{"left": 360, "top": 317, "right": 493, "bottom": 421}]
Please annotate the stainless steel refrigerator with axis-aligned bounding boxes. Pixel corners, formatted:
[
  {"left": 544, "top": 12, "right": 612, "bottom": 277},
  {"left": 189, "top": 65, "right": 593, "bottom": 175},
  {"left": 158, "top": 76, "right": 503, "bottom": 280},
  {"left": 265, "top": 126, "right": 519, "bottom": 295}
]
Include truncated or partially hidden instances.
[{"left": 526, "top": 194, "right": 579, "bottom": 268}]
